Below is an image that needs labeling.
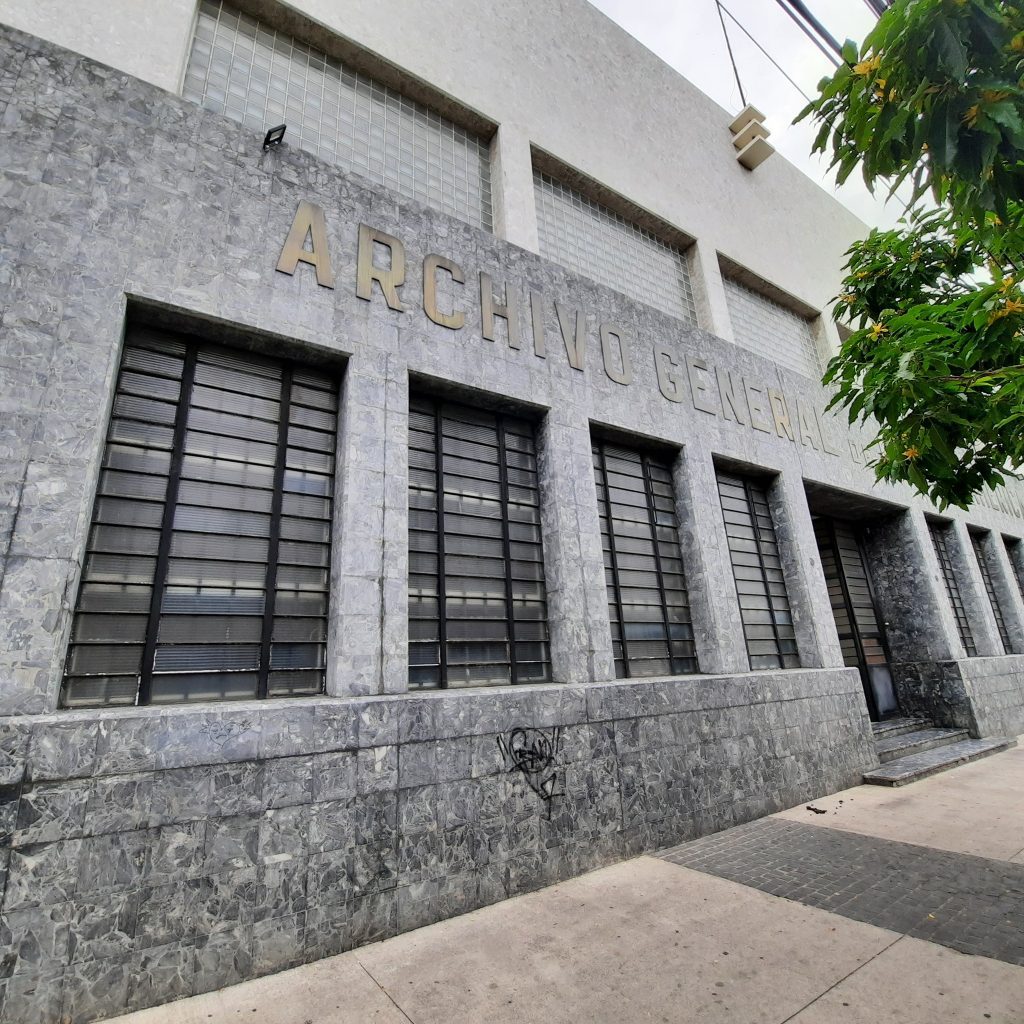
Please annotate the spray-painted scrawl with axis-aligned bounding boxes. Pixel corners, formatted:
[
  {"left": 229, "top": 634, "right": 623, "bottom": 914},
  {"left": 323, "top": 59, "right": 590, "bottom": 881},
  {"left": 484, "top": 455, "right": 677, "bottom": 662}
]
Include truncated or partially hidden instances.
[{"left": 497, "top": 727, "right": 563, "bottom": 806}]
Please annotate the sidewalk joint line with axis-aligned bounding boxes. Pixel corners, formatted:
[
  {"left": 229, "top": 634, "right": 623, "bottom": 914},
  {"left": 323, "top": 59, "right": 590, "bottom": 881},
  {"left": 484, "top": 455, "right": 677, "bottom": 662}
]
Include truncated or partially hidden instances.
[
  {"left": 776, "top": 934, "right": 905, "bottom": 1024},
  {"left": 355, "top": 954, "right": 419, "bottom": 1024}
]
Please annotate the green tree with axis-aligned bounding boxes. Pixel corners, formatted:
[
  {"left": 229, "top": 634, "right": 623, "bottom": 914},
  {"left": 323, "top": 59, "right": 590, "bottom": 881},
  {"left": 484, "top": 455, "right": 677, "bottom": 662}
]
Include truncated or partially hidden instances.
[{"left": 798, "top": 0, "right": 1024, "bottom": 508}]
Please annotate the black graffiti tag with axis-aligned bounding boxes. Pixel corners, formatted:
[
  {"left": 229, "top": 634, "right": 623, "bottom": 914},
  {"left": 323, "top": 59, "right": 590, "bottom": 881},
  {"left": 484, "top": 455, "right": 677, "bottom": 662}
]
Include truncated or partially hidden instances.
[{"left": 497, "top": 726, "right": 563, "bottom": 805}]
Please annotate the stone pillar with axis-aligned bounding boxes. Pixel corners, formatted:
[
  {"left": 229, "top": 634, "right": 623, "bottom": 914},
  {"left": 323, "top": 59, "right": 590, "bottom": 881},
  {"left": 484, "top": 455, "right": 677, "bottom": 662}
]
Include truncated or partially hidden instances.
[
  {"left": 863, "top": 509, "right": 963, "bottom": 664},
  {"left": 672, "top": 447, "right": 747, "bottom": 673},
  {"left": 536, "top": 413, "right": 615, "bottom": 684},
  {"left": 949, "top": 520, "right": 1003, "bottom": 657},
  {"left": 766, "top": 467, "right": 844, "bottom": 669},
  {"left": 979, "top": 531, "right": 1024, "bottom": 655},
  {"left": 489, "top": 123, "right": 540, "bottom": 254},
  {"left": 687, "top": 239, "right": 735, "bottom": 342},
  {"left": 327, "top": 351, "right": 392, "bottom": 697}
]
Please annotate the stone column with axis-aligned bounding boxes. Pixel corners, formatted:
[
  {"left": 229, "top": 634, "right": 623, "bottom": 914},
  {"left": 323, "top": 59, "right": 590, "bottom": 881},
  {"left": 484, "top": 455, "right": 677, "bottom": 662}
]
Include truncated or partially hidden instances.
[
  {"left": 862, "top": 509, "right": 964, "bottom": 662},
  {"left": 489, "top": 123, "right": 540, "bottom": 254},
  {"left": 672, "top": 446, "right": 747, "bottom": 674},
  {"left": 949, "top": 520, "right": 1003, "bottom": 657},
  {"left": 326, "top": 351, "right": 392, "bottom": 697},
  {"left": 687, "top": 239, "right": 735, "bottom": 342},
  {"left": 536, "top": 413, "right": 615, "bottom": 684},
  {"left": 980, "top": 531, "right": 1024, "bottom": 655},
  {"left": 766, "top": 467, "right": 844, "bottom": 669}
]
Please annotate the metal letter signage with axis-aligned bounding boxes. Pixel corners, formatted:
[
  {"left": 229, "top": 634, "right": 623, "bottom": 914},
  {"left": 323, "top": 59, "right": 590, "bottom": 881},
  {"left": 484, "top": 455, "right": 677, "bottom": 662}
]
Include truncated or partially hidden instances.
[
  {"left": 276, "top": 201, "right": 335, "bottom": 288},
  {"left": 356, "top": 223, "right": 406, "bottom": 311}
]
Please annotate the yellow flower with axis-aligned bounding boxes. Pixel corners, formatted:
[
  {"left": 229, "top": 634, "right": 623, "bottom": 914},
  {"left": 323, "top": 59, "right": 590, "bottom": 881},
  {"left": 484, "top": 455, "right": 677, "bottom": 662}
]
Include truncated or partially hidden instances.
[
  {"left": 903, "top": 447, "right": 920, "bottom": 460},
  {"left": 981, "top": 89, "right": 1009, "bottom": 104},
  {"left": 868, "top": 322, "right": 888, "bottom": 340},
  {"left": 840, "top": 293, "right": 856, "bottom": 305},
  {"left": 963, "top": 104, "right": 981, "bottom": 127},
  {"left": 1012, "top": 33, "right": 1024, "bottom": 53},
  {"left": 989, "top": 299, "right": 1024, "bottom": 323},
  {"left": 853, "top": 54, "right": 882, "bottom": 77},
  {"left": 855, "top": 270, "right": 871, "bottom": 279},
  {"left": 1000, "top": 276, "right": 1019, "bottom": 294}
]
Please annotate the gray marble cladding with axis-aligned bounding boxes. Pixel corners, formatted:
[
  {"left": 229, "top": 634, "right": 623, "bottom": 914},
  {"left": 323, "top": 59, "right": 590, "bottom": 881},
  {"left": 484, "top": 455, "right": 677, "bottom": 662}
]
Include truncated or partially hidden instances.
[
  {"left": 0, "top": 24, "right": 1023, "bottom": 1023},
  {"left": 0, "top": 669, "right": 875, "bottom": 1022}
]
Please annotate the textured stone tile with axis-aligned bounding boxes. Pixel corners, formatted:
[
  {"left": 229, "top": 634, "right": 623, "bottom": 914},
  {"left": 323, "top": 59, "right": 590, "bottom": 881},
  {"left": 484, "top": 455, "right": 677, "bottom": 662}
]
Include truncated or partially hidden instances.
[
  {"left": 263, "top": 754, "right": 313, "bottom": 809},
  {"left": 147, "top": 820, "right": 207, "bottom": 884},
  {"left": 252, "top": 910, "right": 306, "bottom": 975},
  {"left": 311, "top": 750, "right": 356, "bottom": 802},
  {"left": 60, "top": 952, "right": 130, "bottom": 1024},
  {"left": 126, "top": 940, "right": 194, "bottom": 1013},
  {"left": 0, "top": 900, "right": 72, "bottom": 976},
  {"left": 0, "top": 966, "right": 65, "bottom": 1024},
  {"left": 5, "top": 840, "right": 81, "bottom": 909},
  {"left": 27, "top": 722, "right": 98, "bottom": 782},
  {"left": 134, "top": 879, "right": 203, "bottom": 950},
  {"left": 192, "top": 923, "right": 254, "bottom": 996},
  {"left": 77, "top": 829, "right": 149, "bottom": 896},
  {"left": 356, "top": 744, "right": 398, "bottom": 793},
  {"left": 258, "top": 804, "right": 308, "bottom": 864},
  {"left": 204, "top": 814, "right": 260, "bottom": 873},
  {"left": 307, "top": 798, "right": 357, "bottom": 855},
  {"left": 207, "top": 761, "right": 265, "bottom": 817},
  {"left": 259, "top": 705, "right": 314, "bottom": 759},
  {"left": 66, "top": 890, "right": 138, "bottom": 964},
  {"left": 196, "top": 868, "right": 257, "bottom": 936}
]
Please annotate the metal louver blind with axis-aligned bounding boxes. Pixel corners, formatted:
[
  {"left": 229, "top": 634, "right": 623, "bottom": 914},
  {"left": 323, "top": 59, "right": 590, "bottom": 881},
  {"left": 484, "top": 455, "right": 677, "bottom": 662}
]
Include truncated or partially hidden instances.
[
  {"left": 408, "top": 396, "right": 550, "bottom": 688},
  {"left": 62, "top": 328, "right": 338, "bottom": 707},
  {"left": 813, "top": 517, "right": 889, "bottom": 671},
  {"left": 592, "top": 440, "right": 697, "bottom": 678},
  {"left": 717, "top": 472, "right": 799, "bottom": 670},
  {"left": 928, "top": 522, "right": 977, "bottom": 657},
  {"left": 971, "top": 532, "right": 1011, "bottom": 654}
]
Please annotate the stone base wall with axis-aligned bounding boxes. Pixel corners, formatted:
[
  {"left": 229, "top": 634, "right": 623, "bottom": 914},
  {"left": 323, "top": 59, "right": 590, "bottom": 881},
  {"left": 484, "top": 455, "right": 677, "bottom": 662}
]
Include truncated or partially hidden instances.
[
  {"left": 892, "top": 656, "right": 1024, "bottom": 738},
  {"left": 0, "top": 669, "right": 873, "bottom": 1023}
]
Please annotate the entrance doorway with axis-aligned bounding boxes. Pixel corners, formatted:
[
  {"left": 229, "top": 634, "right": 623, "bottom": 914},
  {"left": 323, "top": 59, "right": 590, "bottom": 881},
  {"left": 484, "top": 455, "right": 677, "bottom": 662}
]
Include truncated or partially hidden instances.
[{"left": 813, "top": 515, "right": 899, "bottom": 720}]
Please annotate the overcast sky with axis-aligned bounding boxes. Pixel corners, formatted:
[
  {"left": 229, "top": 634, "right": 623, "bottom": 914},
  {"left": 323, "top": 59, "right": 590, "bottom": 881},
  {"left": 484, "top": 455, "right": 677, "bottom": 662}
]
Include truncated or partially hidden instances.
[{"left": 589, "top": 0, "right": 907, "bottom": 230}]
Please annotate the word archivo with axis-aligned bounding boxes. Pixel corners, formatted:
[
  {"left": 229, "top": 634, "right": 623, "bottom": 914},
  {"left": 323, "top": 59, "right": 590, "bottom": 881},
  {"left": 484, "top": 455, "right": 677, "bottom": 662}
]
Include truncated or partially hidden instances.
[{"left": 276, "top": 199, "right": 864, "bottom": 464}]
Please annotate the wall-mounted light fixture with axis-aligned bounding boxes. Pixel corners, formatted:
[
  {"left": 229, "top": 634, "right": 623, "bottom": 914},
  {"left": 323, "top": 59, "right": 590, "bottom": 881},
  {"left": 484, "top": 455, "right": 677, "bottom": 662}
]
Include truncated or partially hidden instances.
[{"left": 263, "top": 123, "right": 287, "bottom": 149}]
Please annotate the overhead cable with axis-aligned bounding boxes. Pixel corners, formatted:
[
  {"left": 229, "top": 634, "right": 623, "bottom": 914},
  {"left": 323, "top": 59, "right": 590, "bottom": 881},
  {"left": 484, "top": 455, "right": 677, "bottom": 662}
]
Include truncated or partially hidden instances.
[{"left": 772, "top": 0, "right": 841, "bottom": 66}]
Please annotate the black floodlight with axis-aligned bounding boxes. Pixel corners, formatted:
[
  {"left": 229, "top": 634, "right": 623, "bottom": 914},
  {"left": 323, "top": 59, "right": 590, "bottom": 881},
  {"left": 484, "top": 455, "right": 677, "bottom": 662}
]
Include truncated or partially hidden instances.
[{"left": 263, "top": 123, "right": 287, "bottom": 149}]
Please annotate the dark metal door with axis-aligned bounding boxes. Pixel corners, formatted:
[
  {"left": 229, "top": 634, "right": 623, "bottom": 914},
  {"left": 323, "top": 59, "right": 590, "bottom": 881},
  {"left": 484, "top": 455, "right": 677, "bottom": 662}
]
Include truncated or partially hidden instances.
[{"left": 814, "top": 516, "right": 899, "bottom": 720}]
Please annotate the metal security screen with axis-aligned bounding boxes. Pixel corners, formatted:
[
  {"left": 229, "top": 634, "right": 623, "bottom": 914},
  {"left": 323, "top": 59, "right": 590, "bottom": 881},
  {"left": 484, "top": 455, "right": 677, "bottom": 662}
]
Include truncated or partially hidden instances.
[
  {"left": 408, "top": 397, "right": 550, "bottom": 688},
  {"left": 592, "top": 441, "right": 697, "bottom": 678},
  {"left": 929, "top": 522, "right": 977, "bottom": 657},
  {"left": 971, "top": 532, "right": 1011, "bottom": 654},
  {"left": 533, "top": 172, "right": 698, "bottom": 326},
  {"left": 183, "top": 0, "right": 493, "bottom": 231},
  {"left": 723, "top": 277, "right": 820, "bottom": 380},
  {"left": 1006, "top": 537, "right": 1024, "bottom": 602},
  {"left": 717, "top": 472, "right": 799, "bottom": 669},
  {"left": 62, "top": 328, "right": 337, "bottom": 707},
  {"left": 813, "top": 516, "right": 897, "bottom": 720}
]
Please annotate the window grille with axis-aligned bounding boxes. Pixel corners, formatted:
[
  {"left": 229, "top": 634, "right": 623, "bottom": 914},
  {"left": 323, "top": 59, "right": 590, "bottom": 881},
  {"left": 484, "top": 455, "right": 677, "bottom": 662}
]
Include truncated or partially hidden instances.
[
  {"left": 533, "top": 172, "right": 698, "bottom": 326},
  {"left": 723, "top": 277, "right": 820, "bottom": 379},
  {"left": 928, "top": 522, "right": 977, "bottom": 657},
  {"left": 592, "top": 440, "right": 697, "bottom": 678},
  {"left": 1005, "top": 537, "right": 1024, "bottom": 603},
  {"left": 183, "top": 0, "right": 493, "bottom": 231},
  {"left": 407, "top": 396, "right": 550, "bottom": 688},
  {"left": 717, "top": 472, "right": 800, "bottom": 669},
  {"left": 971, "top": 532, "right": 1011, "bottom": 654},
  {"left": 62, "top": 327, "right": 337, "bottom": 707}
]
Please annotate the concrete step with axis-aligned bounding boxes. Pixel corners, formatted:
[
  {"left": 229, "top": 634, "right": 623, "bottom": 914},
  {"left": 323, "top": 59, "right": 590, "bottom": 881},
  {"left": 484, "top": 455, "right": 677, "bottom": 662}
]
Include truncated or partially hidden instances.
[
  {"left": 875, "top": 726, "right": 970, "bottom": 764},
  {"left": 871, "top": 717, "right": 932, "bottom": 740},
  {"left": 863, "top": 737, "right": 1017, "bottom": 787}
]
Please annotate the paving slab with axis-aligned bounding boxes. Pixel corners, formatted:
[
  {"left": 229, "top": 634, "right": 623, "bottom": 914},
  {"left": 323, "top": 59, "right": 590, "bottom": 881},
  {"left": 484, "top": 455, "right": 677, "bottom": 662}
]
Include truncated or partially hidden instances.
[{"left": 776, "top": 740, "right": 1024, "bottom": 862}]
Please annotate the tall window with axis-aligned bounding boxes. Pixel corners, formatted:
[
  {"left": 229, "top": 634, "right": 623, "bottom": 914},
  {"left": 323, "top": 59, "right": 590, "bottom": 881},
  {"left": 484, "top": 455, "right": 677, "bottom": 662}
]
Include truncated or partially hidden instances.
[
  {"left": 717, "top": 471, "right": 799, "bottom": 670},
  {"left": 592, "top": 440, "right": 697, "bottom": 678},
  {"left": 1005, "top": 537, "right": 1024, "bottom": 602},
  {"left": 183, "top": 0, "right": 493, "bottom": 230},
  {"left": 533, "top": 172, "right": 698, "bottom": 326},
  {"left": 723, "top": 277, "right": 820, "bottom": 379},
  {"left": 928, "top": 521, "right": 977, "bottom": 657},
  {"left": 62, "top": 328, "right": 337, "bottom": 707},
  {"left": 970, "top": 531, "right": 1011, "bottom": 654},
  {"left": 408, "top": 397, "right": 550, "bottom": 688}
]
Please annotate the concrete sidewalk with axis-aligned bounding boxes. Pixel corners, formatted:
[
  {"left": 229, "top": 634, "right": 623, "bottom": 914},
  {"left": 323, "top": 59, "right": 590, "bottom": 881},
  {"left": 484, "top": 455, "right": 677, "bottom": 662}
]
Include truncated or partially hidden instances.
[{"left": 112, "top": 744, "right": 1024, "bottom": 1024}]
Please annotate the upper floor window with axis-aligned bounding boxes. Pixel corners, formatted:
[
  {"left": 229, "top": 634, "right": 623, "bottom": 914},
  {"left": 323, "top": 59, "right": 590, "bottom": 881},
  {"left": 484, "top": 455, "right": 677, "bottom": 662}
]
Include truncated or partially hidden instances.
[
  {"left": 928, "top": 520, "right": 977, "bottom": 657},
  {"left": 62, "top": 327, "right": 338, "bottom": 707},
  {"left": 717, "top": 470, "right": 799, "bottom": 670},
  {"left": 533, "top": 172, "right": 698, "bottom": 326},
  {"left": 183, "top": 1, "right": 493, "bottom": 231},
  {"left": 592, "top": 438, "right": 698, "bottom": 678},
  {"left": 408, "top": 396, "right": 550, "bottom": 688},
  {"left": 723, "top": 276, "right": 820, "bottom": 380}
]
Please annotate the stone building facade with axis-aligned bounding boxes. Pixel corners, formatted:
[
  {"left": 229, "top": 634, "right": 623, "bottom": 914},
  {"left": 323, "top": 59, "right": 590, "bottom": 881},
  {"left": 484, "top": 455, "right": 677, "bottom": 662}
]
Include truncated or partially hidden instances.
[{"left": 0, "top": 4, "right": 1023, "bottom": 1022}]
